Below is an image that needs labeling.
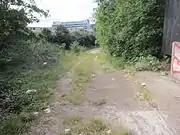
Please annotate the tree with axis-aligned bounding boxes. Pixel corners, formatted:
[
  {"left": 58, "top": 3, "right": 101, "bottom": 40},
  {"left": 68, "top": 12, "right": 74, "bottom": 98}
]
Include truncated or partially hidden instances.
[
  {"left": 0, "top": 0, "right": 48, "bottom": 51},
  {"left": 41, "top": 28, "right": 53, "bottom": 42},
  {"left": 54, "top": 25, "right": 72, "bottom": 48},
  {"left": 71, "top": 31, "right": 96, "bottom": 47},
  {"left": 95, "top": 0, "right": 165, "bottom": 59}
]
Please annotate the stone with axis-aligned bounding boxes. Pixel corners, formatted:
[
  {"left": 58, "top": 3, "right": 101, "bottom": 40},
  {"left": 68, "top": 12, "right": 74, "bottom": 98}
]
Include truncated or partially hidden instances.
[
  {"left": 26, "top": 89, "right": 37, "bottom": 94},
  {"left": 44, "top": 108, "right": 51, "bottom": 114},
  {"left": 141, "top": 83, "right": 146, "bottom": 86}
]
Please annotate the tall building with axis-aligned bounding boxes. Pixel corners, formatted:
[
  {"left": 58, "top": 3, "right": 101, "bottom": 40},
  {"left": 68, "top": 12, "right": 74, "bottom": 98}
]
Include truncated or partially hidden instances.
[{"left": 52, "top": 19, "right": 91, "bottom": 33}]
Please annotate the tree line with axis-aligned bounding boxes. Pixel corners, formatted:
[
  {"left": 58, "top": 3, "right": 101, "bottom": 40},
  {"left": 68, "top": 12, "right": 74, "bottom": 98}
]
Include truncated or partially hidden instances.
[{"left": 39, "top": 25, "right": 96, "bottom": 49}]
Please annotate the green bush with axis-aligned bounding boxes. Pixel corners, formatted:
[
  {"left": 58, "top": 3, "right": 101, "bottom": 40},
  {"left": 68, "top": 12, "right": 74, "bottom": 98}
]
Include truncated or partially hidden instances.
[
  {"left": 0, "top": 39, "right": 84, "bottom": 135},
  {"left": 40, "top": 26, "right": 96, "bottom": 49},
  {"left": 96, "top": 0, "right": 165, "bottom": 60},
  {"left": 70, "top": 41, "right": 87, "bottom": 53},
  {"left": 71, "top": 31, "right": 96, "bottom": 48}
]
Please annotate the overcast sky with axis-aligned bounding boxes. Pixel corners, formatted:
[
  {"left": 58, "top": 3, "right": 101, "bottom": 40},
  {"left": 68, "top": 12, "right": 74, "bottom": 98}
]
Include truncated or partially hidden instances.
[{"left": 29, "top": 0, "right": 97, "bottom": 27}]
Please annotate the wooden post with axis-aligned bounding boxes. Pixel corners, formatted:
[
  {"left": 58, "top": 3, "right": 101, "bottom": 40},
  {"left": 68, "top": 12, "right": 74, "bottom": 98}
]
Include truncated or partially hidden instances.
[{"left": 162, "top": 0, "right": 180, "bottom": 55}]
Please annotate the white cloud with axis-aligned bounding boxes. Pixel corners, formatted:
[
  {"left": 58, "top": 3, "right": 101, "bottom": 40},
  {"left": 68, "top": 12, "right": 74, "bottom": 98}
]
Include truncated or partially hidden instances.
[{"left": 29, "top": 0, "right": 97, "bottom": 27}]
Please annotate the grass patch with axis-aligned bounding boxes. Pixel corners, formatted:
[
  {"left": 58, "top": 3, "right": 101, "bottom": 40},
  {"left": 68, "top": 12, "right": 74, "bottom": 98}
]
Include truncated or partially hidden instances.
[
  {"left": 99, "top": 51, "right": 170, "bottom": 74},
  {"left": 0, "top": 50, "right": 80, "bottom": 135},
  {"left": 137, "top": 87, "right": 152, "bottom": 101},
  {"left": 91, "top": 99, "right": 107, "bottom": 106},
  {"left": 96, "top": 53, "right": 116, "bottom": 73},
  {"left": 60, "top": 117, "right": 131, "bottom": 135},
  {"left": 63, "top": 116, "right": 84, "bottom": 126},
  {"left": 61, "top": 54, "right": 96, "bottom": 105},
  {"left": 137, "top": 87, "right": 159, "bottom": 108}
]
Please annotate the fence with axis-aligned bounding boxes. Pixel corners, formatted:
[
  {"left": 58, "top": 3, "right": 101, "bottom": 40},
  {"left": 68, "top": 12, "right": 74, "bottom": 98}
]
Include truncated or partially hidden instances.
[{"left": 162, "top": 0, "right": 180, "bottom": 55}]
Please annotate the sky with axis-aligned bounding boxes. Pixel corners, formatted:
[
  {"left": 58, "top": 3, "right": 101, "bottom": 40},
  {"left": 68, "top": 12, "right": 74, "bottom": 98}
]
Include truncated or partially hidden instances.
[{"left": 29, "top": 0, "right": 97, "bottom": 27}]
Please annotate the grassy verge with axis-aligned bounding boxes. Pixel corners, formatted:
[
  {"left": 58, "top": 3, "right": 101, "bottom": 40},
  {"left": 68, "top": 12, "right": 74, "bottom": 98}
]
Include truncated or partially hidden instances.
[
  {"left": 99, "top": 52, "right": 170, "bottom": 74},
  {"left": 96, "top": 52, "right": 116, "bottom": 73},
  {"left": 61, "top": 53, "right": 96, "bottom": 105},
  {"left": 60, "top": 116, "right": 131, "bottom": 135},
  {"left": 0, "top": 50, "right": 80, "bottom": 135}
]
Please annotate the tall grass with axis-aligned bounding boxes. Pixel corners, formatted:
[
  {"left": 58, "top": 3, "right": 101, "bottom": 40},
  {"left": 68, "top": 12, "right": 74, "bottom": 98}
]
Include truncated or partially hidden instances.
[
  {"left": 101, "top": 52, "right": 170, "bottom": 74},
  {"left": 0, "top": 40, "right": 80, "bottom": 135}
]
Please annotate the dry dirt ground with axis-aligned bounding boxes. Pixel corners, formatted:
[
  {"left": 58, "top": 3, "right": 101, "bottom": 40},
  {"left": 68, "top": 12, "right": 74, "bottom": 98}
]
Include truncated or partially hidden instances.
[
  {"left": 29, "top": 50, "right": 180, "bottom": 135},
  {"left": 134, "top": 71, "right": 180, "bottom": 134}
]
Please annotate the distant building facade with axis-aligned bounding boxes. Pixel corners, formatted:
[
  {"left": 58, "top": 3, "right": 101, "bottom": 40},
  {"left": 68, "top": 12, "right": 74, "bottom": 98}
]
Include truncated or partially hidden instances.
[
  {"left": 28, "top": 19, "right": 92, "bottom": 34},
  {"left": 52, "top": 19, "right": 91, "bottom": 33}
]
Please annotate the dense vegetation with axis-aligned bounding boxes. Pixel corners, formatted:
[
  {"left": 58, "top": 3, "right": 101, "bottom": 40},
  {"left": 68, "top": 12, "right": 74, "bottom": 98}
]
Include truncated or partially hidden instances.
[
  {"left": 0, "top": 0, "right": 96, "bottom": 135},
  {"left": 96, "top": 0, "right": 165, "bottom": 60},
  {"left": 40, "top": 26, "right": 96, "bottom": 49}
]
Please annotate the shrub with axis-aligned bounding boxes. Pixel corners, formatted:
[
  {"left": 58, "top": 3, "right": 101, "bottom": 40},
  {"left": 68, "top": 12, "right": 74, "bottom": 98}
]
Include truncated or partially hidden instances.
[
  {"left": 0, "top": 40, "right": 62, "bottom": 113},
  {"left": 0, "top": 40, "right": 72, "bottom": 135},
  {"left": 71, "top": 31, "right": 96, "bottom": 48},
  {"left": 96, "top": 0, "right": 165, "bottom": 60},
  {"left": 70, "top": 41, "right": 87, "bottom": 53},
  {"left": 40, "top": 27, "right": 97, "bottom": 49}
]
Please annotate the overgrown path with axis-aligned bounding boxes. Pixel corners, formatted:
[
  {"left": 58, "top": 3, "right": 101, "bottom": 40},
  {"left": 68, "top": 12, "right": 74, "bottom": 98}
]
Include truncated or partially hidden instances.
[{"left": 30, "top": 49, "right": 174, "bottom": 135}]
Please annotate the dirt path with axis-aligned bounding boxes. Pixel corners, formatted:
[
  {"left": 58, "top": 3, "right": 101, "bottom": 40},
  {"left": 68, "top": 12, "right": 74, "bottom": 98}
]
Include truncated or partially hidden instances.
[
  {"left": 29, "top": 50, "right": 176, "bottom": 135},
  {"left": 134, "top": 71, "right": 180, "bottom": 134}
]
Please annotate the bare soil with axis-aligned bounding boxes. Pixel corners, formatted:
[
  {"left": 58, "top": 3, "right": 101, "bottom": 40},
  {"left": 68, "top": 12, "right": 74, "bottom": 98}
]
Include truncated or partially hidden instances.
[
  {"left": 134, "top": 71, "right": 180, "bottom": 134},
  {"left": 29, "top": 52, "right": 178, "bottom": 135}
]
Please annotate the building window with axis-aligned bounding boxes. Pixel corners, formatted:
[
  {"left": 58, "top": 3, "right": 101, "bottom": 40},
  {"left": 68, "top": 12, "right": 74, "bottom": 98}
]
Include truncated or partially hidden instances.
[{"left": 33, "top": 28, "right": 35, "bottom": 30}]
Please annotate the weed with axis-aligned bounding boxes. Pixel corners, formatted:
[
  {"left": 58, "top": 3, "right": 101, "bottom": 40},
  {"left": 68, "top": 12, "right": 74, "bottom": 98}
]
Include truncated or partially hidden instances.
[
  {"left": 60, "top": 117, "right": 131, "bottom": 135},
  {"left": 95, "top": 52, "right": 116, "bottom": 73},
  {"left": 137, "top": 87, "right": 152, "bottom": 101},
  {"left": 91, "top": 99, "right": 107, "bottom": 106},
  {"left": 61, "top": 54, "right": 95, "bottom": 105},
  {"left": 70, "top": 41, "right": 87, "bottom": 54},
  {"left": 0, "top": 46, "right": 80, "bottom": 135},
  {"left": 102, "top": 52, "right": 169, "bottom": 74},
  {"left": 63, "top": 116, "right": 84, "bottom": 126}
]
